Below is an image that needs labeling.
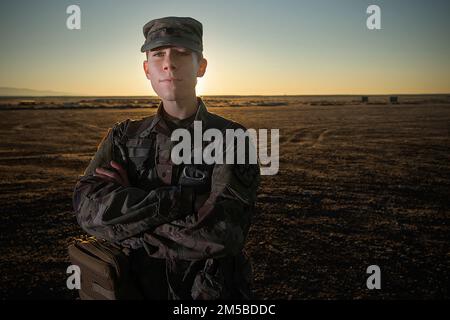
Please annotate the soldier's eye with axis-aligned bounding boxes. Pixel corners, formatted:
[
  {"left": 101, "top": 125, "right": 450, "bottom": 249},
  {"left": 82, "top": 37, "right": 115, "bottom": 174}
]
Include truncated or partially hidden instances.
[{"left": 153, "top": 52, "right": 164, "bottom": 57}]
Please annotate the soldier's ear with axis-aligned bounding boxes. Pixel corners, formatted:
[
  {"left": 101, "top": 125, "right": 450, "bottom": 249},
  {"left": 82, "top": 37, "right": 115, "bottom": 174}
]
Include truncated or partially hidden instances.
[
  {"left": 197, "top": 58, "right": 207, "bottom": 77},
  {"left": 143, "top": 60, "right": 151, "bottom": 80}
]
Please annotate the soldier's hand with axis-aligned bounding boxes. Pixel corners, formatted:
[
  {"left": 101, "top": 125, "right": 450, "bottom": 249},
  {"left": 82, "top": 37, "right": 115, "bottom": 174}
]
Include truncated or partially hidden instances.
[{"left": 94, "top": 160, "right": 130, "bottom": 187}]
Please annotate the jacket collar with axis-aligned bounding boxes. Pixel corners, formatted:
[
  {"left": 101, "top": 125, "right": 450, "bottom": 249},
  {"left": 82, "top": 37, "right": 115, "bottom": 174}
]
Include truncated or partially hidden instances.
[{"left": 141, "top": 97, "right": 210, "bottom": 137}]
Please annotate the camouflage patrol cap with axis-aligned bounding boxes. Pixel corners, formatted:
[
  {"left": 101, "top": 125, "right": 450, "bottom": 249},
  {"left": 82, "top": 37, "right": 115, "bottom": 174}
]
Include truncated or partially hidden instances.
[{"left": 141, "top": 16, "right": 203, "bottom": 53}]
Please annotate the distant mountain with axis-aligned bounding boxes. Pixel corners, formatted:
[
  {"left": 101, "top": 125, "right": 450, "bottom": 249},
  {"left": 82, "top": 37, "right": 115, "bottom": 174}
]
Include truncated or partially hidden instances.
[{"left": 0, "top": 87, "right": 74, "bottom": 96}]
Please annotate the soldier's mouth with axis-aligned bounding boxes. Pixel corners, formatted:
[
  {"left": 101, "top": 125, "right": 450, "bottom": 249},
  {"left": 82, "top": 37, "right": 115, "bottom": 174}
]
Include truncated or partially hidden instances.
[{"left": 160, "top": 78, "right": 182, "bottom": 83}]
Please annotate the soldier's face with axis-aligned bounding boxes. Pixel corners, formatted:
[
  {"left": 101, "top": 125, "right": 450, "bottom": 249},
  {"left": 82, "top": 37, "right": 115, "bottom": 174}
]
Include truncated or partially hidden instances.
[{"left": 143, "top": 46, "right": 207, "bottom": 101}]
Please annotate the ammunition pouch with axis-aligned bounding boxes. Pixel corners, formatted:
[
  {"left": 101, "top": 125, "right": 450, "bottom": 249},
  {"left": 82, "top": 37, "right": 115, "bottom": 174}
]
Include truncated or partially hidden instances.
[{"left": 68, "top": 238, "right": 142, "bottom": 300}]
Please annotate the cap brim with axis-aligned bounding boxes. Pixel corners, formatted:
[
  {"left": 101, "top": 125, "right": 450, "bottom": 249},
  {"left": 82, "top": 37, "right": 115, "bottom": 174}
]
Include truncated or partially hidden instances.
[{"left": 141, "top": 36, "right": 202, "bottom": 53}]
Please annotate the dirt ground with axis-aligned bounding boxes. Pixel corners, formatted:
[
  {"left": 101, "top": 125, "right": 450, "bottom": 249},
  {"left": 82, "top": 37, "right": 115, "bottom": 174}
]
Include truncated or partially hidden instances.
[{"left": 0, "top": 100, "right": 449, "bottom": 299}]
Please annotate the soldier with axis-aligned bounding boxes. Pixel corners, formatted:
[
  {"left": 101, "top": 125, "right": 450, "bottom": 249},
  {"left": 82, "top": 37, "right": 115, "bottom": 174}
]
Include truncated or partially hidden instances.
[{"left": 72, "top": 16, "right": 260, "bottom": 299}]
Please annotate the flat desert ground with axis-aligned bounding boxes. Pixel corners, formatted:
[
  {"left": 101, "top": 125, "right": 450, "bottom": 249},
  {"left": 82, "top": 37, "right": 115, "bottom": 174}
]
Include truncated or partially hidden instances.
[{"left": 0, "top": 97, "right": 449, "bottom": 299}]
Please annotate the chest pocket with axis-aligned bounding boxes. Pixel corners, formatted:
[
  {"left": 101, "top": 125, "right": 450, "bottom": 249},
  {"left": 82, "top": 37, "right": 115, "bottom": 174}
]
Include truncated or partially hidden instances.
[
  {"left": 155, "top": 134, "right": 174, "bottom": 185},
  {"left": 125, "top": 136, "right": 157, "bottom": 188}
]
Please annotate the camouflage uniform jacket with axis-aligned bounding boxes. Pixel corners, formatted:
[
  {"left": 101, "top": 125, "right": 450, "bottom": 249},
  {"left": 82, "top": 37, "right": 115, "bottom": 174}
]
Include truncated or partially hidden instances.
[{"left": 72, "top": 98, "right": 260, "bottom": 299}]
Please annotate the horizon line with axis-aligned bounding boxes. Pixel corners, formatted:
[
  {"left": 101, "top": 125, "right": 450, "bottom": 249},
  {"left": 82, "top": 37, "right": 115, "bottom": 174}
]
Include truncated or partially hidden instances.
[{"left": 1, "top": 93, "right": 450, "bottom": 98}]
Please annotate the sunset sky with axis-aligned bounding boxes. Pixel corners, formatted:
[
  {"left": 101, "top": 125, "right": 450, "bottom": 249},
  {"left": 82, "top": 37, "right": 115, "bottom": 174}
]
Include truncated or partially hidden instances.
[{"left": 0, "top": 0, "right": 449, "bottom": 96}]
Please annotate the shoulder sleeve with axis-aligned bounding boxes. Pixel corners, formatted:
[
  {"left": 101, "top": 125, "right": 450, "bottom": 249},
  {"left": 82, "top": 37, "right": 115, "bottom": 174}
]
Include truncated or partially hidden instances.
[
  {"left": 82, "top": 119, "right": 131, "bottom": 176},
  {"left": 212, "top": 121, "right": 260, "bottom": 205},
  {"left": 82, "top": 129, "right": 113, "bottom": 176}
]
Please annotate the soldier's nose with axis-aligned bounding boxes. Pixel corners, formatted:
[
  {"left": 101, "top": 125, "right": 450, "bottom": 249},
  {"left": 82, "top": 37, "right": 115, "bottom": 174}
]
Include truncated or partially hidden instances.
[
  {"left": 163, "top": 65, "right": 176, "bottom": 71},
  {"left": 163, "top": 56, "right": 177, "bottom": 71}
]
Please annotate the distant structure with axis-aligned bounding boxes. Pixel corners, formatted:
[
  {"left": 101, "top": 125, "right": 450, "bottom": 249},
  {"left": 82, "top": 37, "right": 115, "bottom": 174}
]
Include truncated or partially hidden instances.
[
  {"left": 390, "top": 96, "right": 399, "bottom": 104},
  {"left": 20, "top": 100, "right": 37, "bottom": 105},
  {"left": 361, "top": 96, "right": 369, "bottom": 103}
]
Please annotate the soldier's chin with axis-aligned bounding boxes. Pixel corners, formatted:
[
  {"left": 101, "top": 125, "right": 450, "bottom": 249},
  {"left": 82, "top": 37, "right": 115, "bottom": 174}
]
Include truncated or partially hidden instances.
[{"left": 157, "top": 89, "right": 187, "bottom": 102}]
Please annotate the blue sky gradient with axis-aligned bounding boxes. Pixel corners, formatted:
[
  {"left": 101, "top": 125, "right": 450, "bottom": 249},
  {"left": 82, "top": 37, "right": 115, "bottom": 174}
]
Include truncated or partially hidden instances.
[{"left": 0, "top": 0, "right": 448, "bottom": 95}]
